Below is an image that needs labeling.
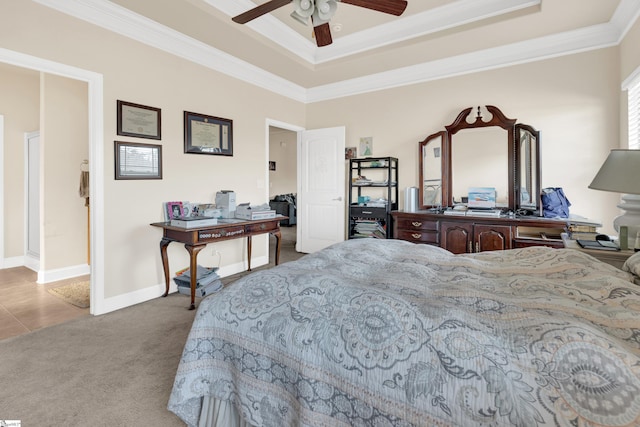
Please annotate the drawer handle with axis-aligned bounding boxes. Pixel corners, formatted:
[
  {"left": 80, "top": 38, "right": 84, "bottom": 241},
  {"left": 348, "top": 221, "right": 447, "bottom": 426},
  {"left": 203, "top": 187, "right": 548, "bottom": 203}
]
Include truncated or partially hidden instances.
[
  {"left": 411, "top": 221, "right": 422, "bottom": 227},
  {"left": 411, "top": 233, "right": 422, "bottom": 239},
  {"left": 260, "top": 224, "right": 266, "bottom": 230}
]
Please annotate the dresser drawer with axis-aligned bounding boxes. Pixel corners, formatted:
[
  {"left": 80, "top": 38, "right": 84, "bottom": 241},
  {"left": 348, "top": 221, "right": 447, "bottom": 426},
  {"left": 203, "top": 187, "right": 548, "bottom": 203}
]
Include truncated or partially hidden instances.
[
  {"left": 396, "top": 229, "right": 439, "bottom": 244},
  {"left": 246, "top": 221, "right": 279, "bottom": 233},
  {"left": 396, "top": 218, "right": 438, "bottom": 232}
]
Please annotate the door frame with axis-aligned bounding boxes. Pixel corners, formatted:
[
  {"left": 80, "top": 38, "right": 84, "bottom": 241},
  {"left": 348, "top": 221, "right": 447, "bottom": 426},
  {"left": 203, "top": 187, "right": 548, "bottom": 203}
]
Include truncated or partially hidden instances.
[
  {"left": 0, "top": 47, "right": 105, "bottom": 315},
  {"left": 265, "top": 119, "right": 305, "bottom": 254}
]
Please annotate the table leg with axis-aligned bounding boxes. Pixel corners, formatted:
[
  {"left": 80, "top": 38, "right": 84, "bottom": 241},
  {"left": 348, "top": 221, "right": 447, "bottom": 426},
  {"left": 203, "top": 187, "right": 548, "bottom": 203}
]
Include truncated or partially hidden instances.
[
  {"left": 272, "top": 228, "right": 282, "bottom": 265},
  {"left": 247, "top": 235, "right": 252, "bottom": 271},
  {"left": 159, "top": 237, "right": 172, "bottom": 297},
  {"left": 185, "top": 243, "right": 206, "bottom": 310}
]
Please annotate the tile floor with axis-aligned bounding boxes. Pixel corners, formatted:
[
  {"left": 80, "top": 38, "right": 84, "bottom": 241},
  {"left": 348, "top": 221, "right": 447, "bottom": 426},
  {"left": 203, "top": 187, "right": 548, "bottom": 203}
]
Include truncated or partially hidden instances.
[{"left": 0, "top": 267, "right": 89, "bottom": 341}]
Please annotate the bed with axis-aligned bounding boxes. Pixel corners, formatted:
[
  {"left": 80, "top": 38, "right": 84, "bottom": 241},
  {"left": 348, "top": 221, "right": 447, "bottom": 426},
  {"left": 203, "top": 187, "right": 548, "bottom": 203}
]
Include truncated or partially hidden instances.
[{"left": 168, "top": 238, "right": 640, "bottom": 427}]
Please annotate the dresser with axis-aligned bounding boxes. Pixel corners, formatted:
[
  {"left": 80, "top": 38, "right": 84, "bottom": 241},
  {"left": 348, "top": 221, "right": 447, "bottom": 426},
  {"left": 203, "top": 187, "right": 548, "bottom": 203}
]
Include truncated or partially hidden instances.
[{"left": 391, "top": 211, "right": 596, "bottom": 254}]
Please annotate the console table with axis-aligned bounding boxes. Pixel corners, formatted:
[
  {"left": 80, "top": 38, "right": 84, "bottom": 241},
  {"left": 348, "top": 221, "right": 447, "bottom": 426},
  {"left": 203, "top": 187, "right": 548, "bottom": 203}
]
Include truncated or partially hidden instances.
[{"left": 151, "top": 216, "right": 287, "bottom": 309}]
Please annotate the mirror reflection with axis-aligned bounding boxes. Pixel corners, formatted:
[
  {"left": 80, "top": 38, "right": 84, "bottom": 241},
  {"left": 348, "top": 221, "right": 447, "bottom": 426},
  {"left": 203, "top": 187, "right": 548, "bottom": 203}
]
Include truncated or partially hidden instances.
[
  {"left": 451, "top": 127, "right": 508, "bottom": 206},
  {"left": 422, "top": 135, "right": 442, "bottom": 207},
  {"left": 517, "top": 126, "right": 539, "bottom": 210}
]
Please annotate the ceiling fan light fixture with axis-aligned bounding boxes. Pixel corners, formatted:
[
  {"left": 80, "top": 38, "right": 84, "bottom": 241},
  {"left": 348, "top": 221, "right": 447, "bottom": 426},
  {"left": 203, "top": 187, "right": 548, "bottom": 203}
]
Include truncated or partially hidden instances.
[
  {"left": 293, "top": 0, "right": 315, "bottom": 16},
  {"left": 290, "top": 10, "right": 310, "bottom": 25},
  {"left": 312, "top": 0, "right": 337, "bottom": 24}
]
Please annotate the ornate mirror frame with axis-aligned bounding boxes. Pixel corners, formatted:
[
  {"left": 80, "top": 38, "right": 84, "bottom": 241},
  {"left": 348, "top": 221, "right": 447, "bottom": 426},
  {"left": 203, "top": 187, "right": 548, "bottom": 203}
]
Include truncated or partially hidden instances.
[{"left": 419, "top": 105, "right": 541, "bottom": 214}]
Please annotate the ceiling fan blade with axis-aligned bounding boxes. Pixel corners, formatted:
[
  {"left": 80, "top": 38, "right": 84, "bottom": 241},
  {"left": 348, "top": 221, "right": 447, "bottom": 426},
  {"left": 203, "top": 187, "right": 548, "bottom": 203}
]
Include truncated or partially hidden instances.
[
  {"left": 340, "top": 0, "right": 407, "bottom": 16},
  {"left": 232, "top": 0, "right": 293, "bottom": 24},
  {"left": 313, "top": 22, "right": 333, "bottom": 47}
]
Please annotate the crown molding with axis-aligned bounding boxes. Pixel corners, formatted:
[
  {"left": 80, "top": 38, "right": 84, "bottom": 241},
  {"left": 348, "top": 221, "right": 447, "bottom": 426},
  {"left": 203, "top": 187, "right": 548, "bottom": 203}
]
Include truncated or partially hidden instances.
[
  {"left": 209, "top": 0, "right": 542, "bottom": 64},
  {"left": 33, "top": 0, "right": 308, "bottom": 102},
  {"left": 315, "top": 0, "right": 541, "bottom": 63},
  {"left": 32, "top": 0, "right": 640, "bottom": 104},
  {"left": 306, "top": 22, "right": 622, "bottom": 102}
]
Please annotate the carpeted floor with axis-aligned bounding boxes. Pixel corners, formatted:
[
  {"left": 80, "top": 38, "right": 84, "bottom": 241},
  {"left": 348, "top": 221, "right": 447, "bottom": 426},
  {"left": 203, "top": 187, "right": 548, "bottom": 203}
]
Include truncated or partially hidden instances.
[{"left": 0, "top": 227, "right": 304, "bottom": 426}]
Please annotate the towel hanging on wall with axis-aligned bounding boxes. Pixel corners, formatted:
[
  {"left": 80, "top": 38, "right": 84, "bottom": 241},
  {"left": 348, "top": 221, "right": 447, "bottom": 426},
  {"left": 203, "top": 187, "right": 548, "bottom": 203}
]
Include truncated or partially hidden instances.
[{"left": 79, "top": 160, "right": 89, "bottom": 207}]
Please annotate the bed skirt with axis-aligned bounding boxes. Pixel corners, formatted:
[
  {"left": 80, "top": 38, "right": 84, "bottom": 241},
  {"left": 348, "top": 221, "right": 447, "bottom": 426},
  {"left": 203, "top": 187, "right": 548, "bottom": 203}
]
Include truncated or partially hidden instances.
[{"left": 198, "top": 397, "right": 253, "bottom": 427}]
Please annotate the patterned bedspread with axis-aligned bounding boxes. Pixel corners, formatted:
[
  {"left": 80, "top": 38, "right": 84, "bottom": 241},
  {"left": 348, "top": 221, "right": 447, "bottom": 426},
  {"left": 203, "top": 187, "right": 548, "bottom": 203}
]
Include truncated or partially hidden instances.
[{"left": 168, "top": 239, "right": 640, "bottom": 427}]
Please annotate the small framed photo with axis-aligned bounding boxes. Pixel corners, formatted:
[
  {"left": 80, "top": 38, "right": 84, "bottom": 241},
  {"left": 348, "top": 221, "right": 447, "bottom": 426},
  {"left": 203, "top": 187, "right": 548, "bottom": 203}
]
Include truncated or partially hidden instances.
[
  {"left": 269, "top": 161, "right": 276, "bottom": 171},
  {"left": 117, "top": 100, "right": 161, "bottom": 140},
  {"left": 359, "top": 137, "right": 373, "bottom": 157},
  {"left": 114, "top": 141, "right": 162, "bottom": 180},
  {"left": 184, "top": 111, "right": 233, "bottom": 156},
  {"left": 345, "top": 147, "right": 357, "bottom": 159},
  {"left": 166, "top": 201, "right": 184, "bottom": 220}
]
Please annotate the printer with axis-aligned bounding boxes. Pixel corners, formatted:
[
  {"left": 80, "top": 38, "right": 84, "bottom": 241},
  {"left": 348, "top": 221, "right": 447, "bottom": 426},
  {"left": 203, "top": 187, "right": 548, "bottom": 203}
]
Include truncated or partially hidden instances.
[{"left": 215, "top": 190, "right": 236, "bottom": 218}]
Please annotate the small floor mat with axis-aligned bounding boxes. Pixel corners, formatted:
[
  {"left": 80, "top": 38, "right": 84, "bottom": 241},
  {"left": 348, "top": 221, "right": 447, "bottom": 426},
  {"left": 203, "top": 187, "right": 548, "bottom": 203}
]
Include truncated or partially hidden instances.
[{"left": 47, "top": 281, "right": 90, "bottom": 308}]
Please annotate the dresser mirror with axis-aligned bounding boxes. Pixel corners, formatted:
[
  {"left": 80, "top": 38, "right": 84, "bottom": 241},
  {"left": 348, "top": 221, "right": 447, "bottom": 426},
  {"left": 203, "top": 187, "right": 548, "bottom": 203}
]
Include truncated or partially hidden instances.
[
  {"left": 451, "top": 127, "right": 508, "bottom": 206},
  {"left": 419, "top": 105, "right": 541, "bottom": 214},
  {"left": 419, "top": 131, "right": 444, "bottom": 207},
  {"left": 516, "top": 124, "right": 541, "bottom": 213}
]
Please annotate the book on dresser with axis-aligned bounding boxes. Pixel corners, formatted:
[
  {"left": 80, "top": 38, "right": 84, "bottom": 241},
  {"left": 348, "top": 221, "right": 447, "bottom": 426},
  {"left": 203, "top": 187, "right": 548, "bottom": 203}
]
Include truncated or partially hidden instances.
[{"left": 170, "top": 216, "right": 218, "bottom": 228}]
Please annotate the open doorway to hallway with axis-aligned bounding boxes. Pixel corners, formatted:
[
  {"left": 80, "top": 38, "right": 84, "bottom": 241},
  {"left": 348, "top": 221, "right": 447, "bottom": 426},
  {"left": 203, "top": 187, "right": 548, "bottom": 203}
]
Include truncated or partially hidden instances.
[{"left": 268, "top": 126, "right": 298, "bottom": 246}]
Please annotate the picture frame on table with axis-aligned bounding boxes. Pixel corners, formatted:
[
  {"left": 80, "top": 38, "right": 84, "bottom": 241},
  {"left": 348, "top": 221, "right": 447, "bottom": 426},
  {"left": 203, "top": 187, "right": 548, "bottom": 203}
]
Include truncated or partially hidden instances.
[
  {"left": 117, "top": 100, "right": 161, "bottom": 140},
  {"left": 114, "top": 141, "right": 162, "bottom": 180},
  {"left": 184, "top": 111, "right": 233, "bottom": 156},
  {"left": 166, "top": 201, "right": 184, "bottom": 220}
]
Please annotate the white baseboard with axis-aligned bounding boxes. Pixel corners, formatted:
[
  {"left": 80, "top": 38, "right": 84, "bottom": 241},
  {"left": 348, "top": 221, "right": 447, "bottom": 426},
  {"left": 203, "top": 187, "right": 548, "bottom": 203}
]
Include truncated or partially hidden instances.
[
  {"left": 3, "top": 256, "right": 26, "bottom": 269},
  {"left": 95, "top": 256, "right": 268, "bottom": 315},
  {"left": 37, "top": 263, "right": 90, "bottom": 284},
  {"left": 2, "top": 256, "right": 90, "bottom": 285}
]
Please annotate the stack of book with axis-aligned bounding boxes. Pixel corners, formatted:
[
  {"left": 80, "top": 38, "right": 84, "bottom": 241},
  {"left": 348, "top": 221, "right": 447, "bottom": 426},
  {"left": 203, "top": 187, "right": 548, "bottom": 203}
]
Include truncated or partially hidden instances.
[
  {"left": 173, "top": 265, "right": 223, "bottom": 297},
  {"left": 353, "top": 220, "right": 386, "bottom": 238}
]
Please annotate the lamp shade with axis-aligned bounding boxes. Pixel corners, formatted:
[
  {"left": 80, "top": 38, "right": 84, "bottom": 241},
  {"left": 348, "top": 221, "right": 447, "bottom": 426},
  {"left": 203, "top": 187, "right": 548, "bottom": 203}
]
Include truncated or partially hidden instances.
[{"left": 588, "top": 149, "right": 640, "bottom": 194}]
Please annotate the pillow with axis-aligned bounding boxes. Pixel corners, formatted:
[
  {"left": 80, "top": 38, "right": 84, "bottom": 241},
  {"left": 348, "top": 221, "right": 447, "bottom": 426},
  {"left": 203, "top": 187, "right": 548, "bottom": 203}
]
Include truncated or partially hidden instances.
[{"left": 622, "top": 251, "right": 640, "bottom": 276}]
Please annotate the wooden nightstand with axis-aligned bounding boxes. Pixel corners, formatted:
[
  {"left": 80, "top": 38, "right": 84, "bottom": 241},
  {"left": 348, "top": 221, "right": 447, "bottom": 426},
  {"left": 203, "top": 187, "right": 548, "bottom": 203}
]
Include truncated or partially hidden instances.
[{"left": 561, "top": 233, "right": 635, "bottom": 269}]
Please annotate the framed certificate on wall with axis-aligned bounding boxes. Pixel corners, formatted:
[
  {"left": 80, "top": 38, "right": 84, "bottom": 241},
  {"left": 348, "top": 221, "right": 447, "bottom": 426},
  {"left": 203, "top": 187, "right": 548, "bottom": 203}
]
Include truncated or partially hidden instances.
[
  {"left": 184, "top": 111, "right": 233, "bottom": 156},
  {"left": 117, "top": 100, "right": 161, "bottom": 140}
]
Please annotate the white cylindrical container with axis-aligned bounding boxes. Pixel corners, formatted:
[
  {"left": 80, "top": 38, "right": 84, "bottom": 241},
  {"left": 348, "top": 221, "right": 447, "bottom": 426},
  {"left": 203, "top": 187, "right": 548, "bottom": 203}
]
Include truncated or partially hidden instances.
[{"left": 404, "top": 187, "right": 419, "bottom": 212}]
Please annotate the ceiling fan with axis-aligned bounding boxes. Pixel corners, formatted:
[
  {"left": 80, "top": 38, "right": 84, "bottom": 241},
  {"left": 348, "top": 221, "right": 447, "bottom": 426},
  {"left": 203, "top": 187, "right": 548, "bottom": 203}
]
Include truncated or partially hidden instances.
[{"left": 232, "top": 0, "right": 408, "bottom": 47}]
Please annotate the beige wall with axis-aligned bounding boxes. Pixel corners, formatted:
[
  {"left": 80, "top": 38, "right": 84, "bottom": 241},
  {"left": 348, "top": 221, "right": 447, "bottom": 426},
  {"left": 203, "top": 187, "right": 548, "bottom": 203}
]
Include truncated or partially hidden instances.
[
  {"left": 1, "top": 0, "right": 640, "bottom": 309},
  {"left": 0, "top": 64, "right": 39, "bottom": 258},
  {"left": 620, "top": 17, "right": 640, "bottom": 84},
  {"left": 41, "top": 74, "right": 89, "bottom": 270},
  {"left": 305, "top": 48, "right": 624, "bottom": 235}
]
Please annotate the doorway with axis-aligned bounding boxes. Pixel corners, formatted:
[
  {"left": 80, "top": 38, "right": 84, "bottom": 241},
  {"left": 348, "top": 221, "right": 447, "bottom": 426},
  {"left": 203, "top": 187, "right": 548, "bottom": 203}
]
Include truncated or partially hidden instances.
[
  {"left": 268, "top": 125, "right": 298, "bottom": 250},
  {"left": 0, "top": 49, "right": 104, "bottom": 315},
  {"left": 266, "top": 121, "right": 346, "bottom": 256}
]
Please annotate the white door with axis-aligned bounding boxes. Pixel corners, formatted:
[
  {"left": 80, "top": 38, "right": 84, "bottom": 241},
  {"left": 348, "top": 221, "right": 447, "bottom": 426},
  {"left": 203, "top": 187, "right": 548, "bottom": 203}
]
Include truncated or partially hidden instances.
[
  {"left": 297, "top": 127, "right": 346, "bottom": 253},
  {"left": 26, "top": 132, "right": 40, "bottom": 259}
]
